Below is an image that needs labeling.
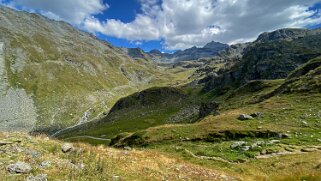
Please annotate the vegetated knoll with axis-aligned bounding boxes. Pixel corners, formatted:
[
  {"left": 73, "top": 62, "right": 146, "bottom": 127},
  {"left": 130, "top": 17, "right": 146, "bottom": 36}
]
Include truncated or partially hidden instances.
[
  {"left": 56, "top": 86, "right": 201, "bottom": 142},
  {"left": 0, "top": 6, "right": 194, "bottom": 134},
  {"left": 203, "top": 28, "right": 321, "bottom": 92}
]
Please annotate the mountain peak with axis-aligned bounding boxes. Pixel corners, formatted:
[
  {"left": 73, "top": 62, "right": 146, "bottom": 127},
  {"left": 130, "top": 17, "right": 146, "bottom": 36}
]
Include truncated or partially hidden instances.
[
  {"left": 203, "top": 41, "right": 228, "bottom": 49},
  {"left": 149, "top": 49, "right": 162, "bottom": 55},
  {"left": 255, "top": 28, "right": 310, "bottom": 42}
]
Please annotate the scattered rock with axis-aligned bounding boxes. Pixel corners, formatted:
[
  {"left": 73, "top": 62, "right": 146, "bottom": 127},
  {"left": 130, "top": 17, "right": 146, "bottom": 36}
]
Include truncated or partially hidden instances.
[
  {"left": 0, "top": 141, "right": 14, "bottom": 146},
  {"left": 112, "top": 176, "right": 120, "bottom": 180},
  {"left": 230, "top": 141, "right": 247, "bottom": 149},
  {"left": 250, "top": 112, "right": 263, "bottom": 118},
  {"left": 301, "top": 148, "right": 318, "bottom": 152},
  {"left": 25, "top": 149, "right": 41, "bottom": 158},
  {"left": 26, "top": 174, "right": 47, "bottom": 181},
  {"left": 236, "top": 159, "right": 247, "bottom": 163},
  {"left": 123, "top": 146, "right": 132, "bottom": 151},
  {"left": 302, "top": 121, "right": 308, "bottom": 126},
  {"left": 240, "top": 146, "right": 251, "bottom": 151},
  {"left": 268, "top": 140, "right": 280, "bottom": 145},
  {"left": 199, "top": 101, "right": 220, "bottom": 118},
  {"left": 260, "top": 150, "right": 267, "bottom": 155},
  {"left": 238, "top": 114, "right": 254, "bottom": 121},
  {"left": 278, "top": 133, "right": 290, "bottom": 139},
  {"left": 317, "top": 139, "right": 321, "bottom": 142},
  {"left": 39, "top": 161, "right": 51, "bottom": 169},
  {"left": 7, "top": 161, "right": 32, "bottom": 174},
  {"left": 61, "top": 143, "right": 73, "bottom": 153},
  {"left": 251, "top": 141, "right": 265, "bottom": 149},
  {"left": 315, "top": 163, "right": 321, "bottom": 169},
  {"left": 265, "top": 149, "right": 279, "bottom": 154}
]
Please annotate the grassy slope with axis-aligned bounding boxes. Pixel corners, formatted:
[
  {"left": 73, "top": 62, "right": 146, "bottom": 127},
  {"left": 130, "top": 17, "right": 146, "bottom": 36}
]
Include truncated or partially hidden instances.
[
  {"left": 0, "top": 6, "right": 196, "bottom": 133},
  {"left": 59, "top": 78, "right": 321, "bottom": 180},
  {"left": 74, "top": 60, "right": 321, "bottom": 180},
  {"left": 110, "top": 86, "right": 321, "bottom": 180},
  {"left": 0, "top": 132, "right": 236, "bottom": 181},
  {"left": 57, "top": 86, "right": 203, "bottom": 143}
]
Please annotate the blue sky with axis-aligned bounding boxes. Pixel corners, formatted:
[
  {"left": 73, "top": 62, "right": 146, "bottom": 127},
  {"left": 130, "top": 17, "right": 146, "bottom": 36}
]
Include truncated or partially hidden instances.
[
  {"left": 92, "top": 0, "right": 165, "bottom": 52},
  {"left": 1, "top": 0, "right": 321, "bottom": 52}
]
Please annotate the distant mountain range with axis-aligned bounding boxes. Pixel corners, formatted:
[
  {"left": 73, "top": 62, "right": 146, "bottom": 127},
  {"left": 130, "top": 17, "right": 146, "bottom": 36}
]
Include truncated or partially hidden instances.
[{"left": 123, "top": 41, "right": 229, "bottom": 63}]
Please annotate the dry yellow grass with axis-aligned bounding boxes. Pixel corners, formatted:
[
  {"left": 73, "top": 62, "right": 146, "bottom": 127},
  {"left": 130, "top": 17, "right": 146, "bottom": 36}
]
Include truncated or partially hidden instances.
[{"left": 0, "top": 132, "right": 237, "bottom": 181}]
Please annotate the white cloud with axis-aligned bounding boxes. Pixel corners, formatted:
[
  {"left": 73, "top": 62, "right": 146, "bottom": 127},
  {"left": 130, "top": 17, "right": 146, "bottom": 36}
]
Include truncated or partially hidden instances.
[
  {"left": 83, "top": 0, "right": 321, "bottom": 50},
  {"left": 84, "top": 15, "right": 161, "bottom": 41},
  {"left": 2, "top": 0, "right": 321, "bottom": 50},
  {"left": 4, "top": 0, "right": 108, "bottom": 24}
]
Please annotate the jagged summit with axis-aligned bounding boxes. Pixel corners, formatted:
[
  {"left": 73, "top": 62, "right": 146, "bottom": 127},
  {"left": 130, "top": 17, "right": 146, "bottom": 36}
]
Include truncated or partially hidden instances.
[
  {"left": 255, "top": 28, "right": 321, "bottom": 43},
  {"left": 203, "top": 41, "right": 228, "bottom": 49}
]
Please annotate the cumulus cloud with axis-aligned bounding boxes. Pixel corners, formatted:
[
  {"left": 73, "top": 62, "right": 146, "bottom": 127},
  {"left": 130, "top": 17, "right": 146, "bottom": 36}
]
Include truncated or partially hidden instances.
[
  {"left": 84, "top": 0, "right": 321, "bottom": 50},
  {"left": 2, "top": 0, "right": 321, "bottom": 50},
  {"left": 4, "top": 0, "right": 108, "bottom": 24},
  {"left": 84, "top": 15, "right": 161, "bottom": 41}
]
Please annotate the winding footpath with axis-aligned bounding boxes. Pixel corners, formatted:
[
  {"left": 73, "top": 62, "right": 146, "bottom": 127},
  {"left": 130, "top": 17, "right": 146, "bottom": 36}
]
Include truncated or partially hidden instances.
[{"left": 63, "top": 135, "right": 111, "bottom": 141}]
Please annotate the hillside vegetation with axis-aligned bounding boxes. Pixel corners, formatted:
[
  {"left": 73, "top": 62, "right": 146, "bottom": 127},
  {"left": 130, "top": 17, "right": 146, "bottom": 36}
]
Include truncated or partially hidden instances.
[
  {"left": 0, "top": 6, "right": 194, "bottom": 134},
  {"left": 1, "top": 5, "right": 321, "bottom": 181},
  {"left": 58, "top": 29, "right": 321, "bottom": 180}
]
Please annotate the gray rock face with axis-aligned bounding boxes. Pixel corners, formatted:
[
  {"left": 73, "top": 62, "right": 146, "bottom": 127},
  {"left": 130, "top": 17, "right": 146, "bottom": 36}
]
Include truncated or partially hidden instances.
[
  {"left": 7, "top": 161, "right": 32, "bottom": 174},
  {"left": 150, "top": 41, "right": 229, "bottom": 63},
  {"left": 255, "top": 28, "right": 310, "bottom": 43},
  {"left": 61, "top": 143, "right": 73, "bottom": 153},
  {"left": 198, "top": 101, "right": 220, "bottom": 118},
  {"left": 0, "top": 42, "right": 37, "bottom": 132},
  {"left": 230, "top": 141, "right": 247, "bottom": 149},
  {"left": 238, "top": 114, "right": 254, "bottom": 120}
]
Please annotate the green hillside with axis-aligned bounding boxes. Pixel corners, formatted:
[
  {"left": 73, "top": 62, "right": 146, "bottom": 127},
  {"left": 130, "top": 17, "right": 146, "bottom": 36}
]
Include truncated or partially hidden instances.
[{"left": 0, "top": 6, "right": 194, "bottom": 134}]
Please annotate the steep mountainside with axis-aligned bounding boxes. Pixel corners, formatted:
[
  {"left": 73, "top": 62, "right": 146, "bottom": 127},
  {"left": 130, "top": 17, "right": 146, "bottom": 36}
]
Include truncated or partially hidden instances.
[
  {"left": 0, "top": 6, "right": 194, "bottom": 134},
  {"left": 203, "top": 28, "right": 321, "bottom": 91}
]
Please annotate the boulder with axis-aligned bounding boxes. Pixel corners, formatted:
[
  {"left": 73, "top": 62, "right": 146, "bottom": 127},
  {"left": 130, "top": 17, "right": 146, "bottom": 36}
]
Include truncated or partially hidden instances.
[
  {"left": 39, "top": 161, "right": 51, "bottom": 169},
  {"left": 123, "top": 146, "right": 132, "bottom": 151},
  {"left": 278, "top": 133, "right": 290, "bottom": 139},
  {"left": 240, "top": 146, "right": 251, "bottom": 151},
  {"left": 230, "top": 141, "right": 247, "bottom": 149},
  {"left": 238, "top": 114, "right": 254, "bottom": 120},
  {"left": 301, "top": 148, "right": 318, "bottom": 152},
  {"left": 7, "top": 161, "right": 32, "bottom": 174},
  {"left": 250, "top": 112, "right": 263, "bottom": 118},
  {"left": 267, "top": 140, "right": 280, "bottom": 145},
  {"left": 61, "top": 143, "right": 73, "bottom": 153},
  {"left": 198, "top": 101, "right": 220, "bottom": 118},
  {"left": 251, "top": 141, "right": 265, "bottom": 149}
]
